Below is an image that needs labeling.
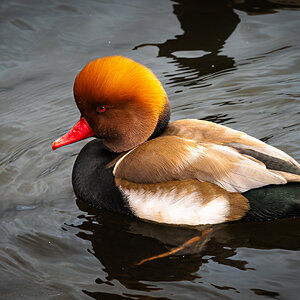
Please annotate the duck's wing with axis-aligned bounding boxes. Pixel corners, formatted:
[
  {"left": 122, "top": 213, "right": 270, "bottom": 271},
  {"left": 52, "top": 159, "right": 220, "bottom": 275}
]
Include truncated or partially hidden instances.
[
  {"left": 113, "top": 135, "right": 289, "bottom": 193},
  {"left": 163, "top": 119, "right": 300, "bottom": 177}
]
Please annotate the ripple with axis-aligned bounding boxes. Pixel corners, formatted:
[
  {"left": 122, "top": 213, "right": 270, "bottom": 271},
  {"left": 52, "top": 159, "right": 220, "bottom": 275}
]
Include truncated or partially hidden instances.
[{"left": 0, "top": 0, "right": 300, "bottom": 299}]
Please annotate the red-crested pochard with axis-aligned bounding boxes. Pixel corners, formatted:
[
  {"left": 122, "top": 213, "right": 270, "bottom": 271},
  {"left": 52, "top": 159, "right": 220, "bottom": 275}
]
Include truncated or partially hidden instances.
[{"left": 52, "top": 56, "right": 300, "bottom": 225}]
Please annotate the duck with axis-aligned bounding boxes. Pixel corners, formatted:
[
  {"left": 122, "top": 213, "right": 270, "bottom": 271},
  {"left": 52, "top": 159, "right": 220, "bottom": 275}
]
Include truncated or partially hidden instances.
[{"left": 52, "top": 55, "right": 300, "bottom": 226}]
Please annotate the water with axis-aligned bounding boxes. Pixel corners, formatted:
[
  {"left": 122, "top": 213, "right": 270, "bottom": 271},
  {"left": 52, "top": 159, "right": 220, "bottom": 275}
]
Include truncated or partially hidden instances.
[{"left": 1, "top": 0, "right": 300, "bottom": 299}]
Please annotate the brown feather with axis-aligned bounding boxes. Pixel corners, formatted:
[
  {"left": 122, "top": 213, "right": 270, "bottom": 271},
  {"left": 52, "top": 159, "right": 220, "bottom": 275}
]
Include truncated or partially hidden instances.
[
  {"left": 163, "top": 119, "right": 300, "bottom": 172},
  {"left": 114, "top": 135, "right": 287, "bottom": 193},
  {"left": 269, "top": 170, "right": 300, "bottom": 182}
]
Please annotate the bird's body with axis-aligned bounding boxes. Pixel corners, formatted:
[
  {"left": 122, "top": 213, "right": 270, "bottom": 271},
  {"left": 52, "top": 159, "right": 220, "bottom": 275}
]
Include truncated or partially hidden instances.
[{"left": 52, "top": 56, "right": 300, "bottom": 226}]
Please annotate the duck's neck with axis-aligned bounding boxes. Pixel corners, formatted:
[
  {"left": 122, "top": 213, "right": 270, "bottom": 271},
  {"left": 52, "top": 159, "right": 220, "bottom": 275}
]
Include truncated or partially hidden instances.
[
  {"left": 72, "top": 139, "right": 132, "bottom": 215},
  {"left": 149, "top": 101, "right": 171, "bottom": 140}
]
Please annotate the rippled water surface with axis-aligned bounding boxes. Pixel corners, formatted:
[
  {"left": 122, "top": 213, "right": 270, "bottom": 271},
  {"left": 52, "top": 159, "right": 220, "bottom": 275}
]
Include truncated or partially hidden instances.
[{"left": 1, "top": 0, "right": 300, "bottom": 299}]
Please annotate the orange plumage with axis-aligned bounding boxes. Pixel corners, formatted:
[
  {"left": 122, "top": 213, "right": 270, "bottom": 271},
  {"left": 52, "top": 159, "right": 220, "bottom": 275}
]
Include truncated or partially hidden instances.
[{"left": 74, "top": 56, "right": 167, "bottom": 119}]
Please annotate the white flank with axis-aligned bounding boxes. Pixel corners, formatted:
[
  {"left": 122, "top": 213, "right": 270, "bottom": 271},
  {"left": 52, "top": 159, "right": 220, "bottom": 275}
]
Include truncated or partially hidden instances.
[{"left": 118, "top": 186, "right": 230, "bottom": 225}]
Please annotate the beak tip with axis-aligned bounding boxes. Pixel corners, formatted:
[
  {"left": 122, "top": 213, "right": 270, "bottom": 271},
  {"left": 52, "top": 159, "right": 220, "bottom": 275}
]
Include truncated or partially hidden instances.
[
  {"left": 51, "top": 117, "right": 94, "bottom": 150},
  {"left": 52, "top": 139, "right": 62, "bottom": 150}
]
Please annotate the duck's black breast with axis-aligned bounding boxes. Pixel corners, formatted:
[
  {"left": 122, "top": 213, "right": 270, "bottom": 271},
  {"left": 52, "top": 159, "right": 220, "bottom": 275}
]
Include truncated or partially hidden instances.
[{"left": 72, "top": 139, "right": 132, "bottom": 215}]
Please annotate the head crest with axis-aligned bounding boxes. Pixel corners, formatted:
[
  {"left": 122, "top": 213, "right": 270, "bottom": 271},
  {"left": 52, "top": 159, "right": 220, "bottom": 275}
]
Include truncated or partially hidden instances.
[{"left": 74, "top": 56, "right": 167, "bottom": 117}]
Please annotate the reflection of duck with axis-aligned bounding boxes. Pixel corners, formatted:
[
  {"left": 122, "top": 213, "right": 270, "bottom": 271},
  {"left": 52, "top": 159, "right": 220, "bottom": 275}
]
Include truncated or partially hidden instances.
[
  {"left": 134, "top": 0, "right": 240, "bottom": 85},
  {"left": 52, "top": 56, "right": 300, "bottom": 225},
  {"left": 75, "top": 199, "right": 300, "bottom": 294},
  {"left": 134, "top": 0, "right": 300, "bottom": 86}
]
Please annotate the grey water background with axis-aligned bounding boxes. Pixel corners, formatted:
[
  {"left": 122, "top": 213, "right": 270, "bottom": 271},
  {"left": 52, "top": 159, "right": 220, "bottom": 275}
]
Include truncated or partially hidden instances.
[{"left": 1, "top": 0, "right": 300, "bottom": 299}]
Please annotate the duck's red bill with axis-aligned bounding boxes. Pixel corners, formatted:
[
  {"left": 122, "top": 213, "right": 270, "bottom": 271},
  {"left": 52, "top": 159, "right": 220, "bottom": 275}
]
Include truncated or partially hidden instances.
[{"left": 52, "top": 117, "right": 95, "bottom": 150}]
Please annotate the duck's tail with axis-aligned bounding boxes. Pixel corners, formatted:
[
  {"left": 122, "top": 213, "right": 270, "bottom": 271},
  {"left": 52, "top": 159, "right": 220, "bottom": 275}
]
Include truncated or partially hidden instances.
[{"left": 242, "top": 183, "right": 300, "bottom": 222}]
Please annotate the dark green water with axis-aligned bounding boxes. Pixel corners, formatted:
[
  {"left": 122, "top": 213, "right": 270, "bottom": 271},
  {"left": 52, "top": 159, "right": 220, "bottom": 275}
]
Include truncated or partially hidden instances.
[{"left": 1, "top": 0, "right": 300, "bottom": 299}]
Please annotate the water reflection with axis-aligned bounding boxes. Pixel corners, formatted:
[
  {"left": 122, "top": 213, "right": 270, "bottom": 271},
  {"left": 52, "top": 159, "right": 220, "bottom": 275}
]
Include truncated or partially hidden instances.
[
  {"left": 134, "top": 0, "right": 300, "bottom": 88},
  {"left": 232, "top": 0, "right": 300, "bottom": 14},
  {"left": 1, "top": 0, "right": 300, "bottom": 298},
  {"left": 75, "top": 201, "right": 203, "bottom": 291},
  {"left": 74, "top": 200, "right": 300, "bottom": 296},
  {"left": 135, "top": 0, "right": 240, "bottom": 87}
]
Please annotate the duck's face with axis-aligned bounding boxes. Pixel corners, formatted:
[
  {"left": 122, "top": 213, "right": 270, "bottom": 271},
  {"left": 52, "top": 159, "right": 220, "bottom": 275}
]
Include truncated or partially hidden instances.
[{"left": 52, "top": 56, "right": 169, "bottom": 152}]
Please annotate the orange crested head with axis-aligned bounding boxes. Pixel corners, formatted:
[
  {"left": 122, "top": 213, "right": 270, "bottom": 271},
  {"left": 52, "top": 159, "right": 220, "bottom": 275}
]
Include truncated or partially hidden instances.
[{"left": 71, "top": 56, "right": 170, "bottom": 152}]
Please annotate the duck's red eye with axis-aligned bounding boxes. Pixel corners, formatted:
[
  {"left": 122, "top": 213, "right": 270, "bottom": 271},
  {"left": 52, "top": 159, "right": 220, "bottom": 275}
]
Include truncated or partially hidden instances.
[{"left": 96, "top": 106, "right": 106, "bottom": 113}]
